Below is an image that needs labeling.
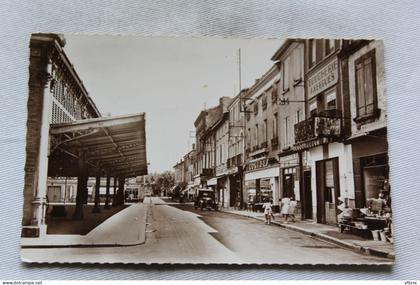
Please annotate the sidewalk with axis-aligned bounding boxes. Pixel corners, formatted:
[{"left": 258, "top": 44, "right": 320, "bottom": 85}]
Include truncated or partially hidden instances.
[
  {"left": 220, "top": 208, "right": 395, "bottom": 260},
  {"left": 21, "top": 203, "right": 149, "bottom": 248}
]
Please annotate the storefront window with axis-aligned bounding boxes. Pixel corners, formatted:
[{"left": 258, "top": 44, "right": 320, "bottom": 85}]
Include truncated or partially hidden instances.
[
  {"left": 260, "top": 178, "right": 273, "bottom": 202},
  {"left": 363, "top": 164, "right": 388, "bottom": 201},
  {"left": 245, "top": 180, "right": 257, "bottom": 204}
]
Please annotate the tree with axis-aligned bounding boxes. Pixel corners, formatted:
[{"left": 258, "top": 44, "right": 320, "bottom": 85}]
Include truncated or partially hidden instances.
[{"left": 139, "top": 171, "right": 175, "bottom": 196}]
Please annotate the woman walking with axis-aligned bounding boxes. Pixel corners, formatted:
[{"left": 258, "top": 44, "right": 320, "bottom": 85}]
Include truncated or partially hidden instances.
[
  {"left": 280, "top": 196, "right": 291, "bottom": 223},
  {"left": 262, "top": 198, "right": 273, "bottom": 225},
  {"left": 288, "top": 197, "right": 297, "bottom": 222}
]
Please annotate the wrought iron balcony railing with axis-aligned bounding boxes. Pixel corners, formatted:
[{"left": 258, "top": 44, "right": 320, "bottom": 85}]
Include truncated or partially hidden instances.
[
  {"left": 294, "top": 113, "right": 341, "bottom": 144},
  {"left": 261, "top": 141, "right": 268, "bottom": 149},
  {"left": 271, "top": 137, "right": 278, "bottom": 148},
  {"left": 201, "top": 168, "right": 214, "bottom": 177}
]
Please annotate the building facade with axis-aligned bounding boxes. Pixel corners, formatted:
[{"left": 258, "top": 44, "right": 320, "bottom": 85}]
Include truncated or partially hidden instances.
[
  {"left": 271, "top": 39, "right": 308, "bottom": 217},
  {"left": 226, "top": 90, "right": 247, "bottom": 208},
  {"left": 193, "top": 106, "right": 219, "bottom": 189},
  {"left": 211, "top": 103, "right": 231, "bottom": 207},
  {"left": 341, "top": 40, "right": 388, "bottom": 209},
  {"left": 243, "top": 64, "right": 282, "bottom": 211},
  {"left": 293, "top": 39, "right": 353, "bottom": 225}
]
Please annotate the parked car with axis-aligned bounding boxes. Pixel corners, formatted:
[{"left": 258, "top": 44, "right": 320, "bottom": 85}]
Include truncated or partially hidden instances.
[{"left": 194, "top": 188, "right": 218, "bottom": 211}]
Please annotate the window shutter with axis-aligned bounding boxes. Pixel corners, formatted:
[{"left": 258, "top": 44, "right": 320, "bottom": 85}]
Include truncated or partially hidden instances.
[
  {"left": 356, "top": 62, "right": 365, "bottom": 116},
  {"left": 364, "top": 57, "right": 374, "bottom": 114}
]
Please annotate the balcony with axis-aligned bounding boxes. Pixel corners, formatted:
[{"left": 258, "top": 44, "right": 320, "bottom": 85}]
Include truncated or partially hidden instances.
[
  {"left": 201, "top": 168, "right": 214, "bottom": 178},
  {"left": 271, "top": 137, "right": 278, "bottom": 149},
  {"left": 249, "top": 144, "right": 268, "bottom": 157},
  {"left": 261, "top": 141, "right": 268, "bottom": 149},
  {"left": 294, "top": 114, "right": 341, "bottom": 145},
  {"left": 228, "top": 154, "right": 243, "bottom": 169}
]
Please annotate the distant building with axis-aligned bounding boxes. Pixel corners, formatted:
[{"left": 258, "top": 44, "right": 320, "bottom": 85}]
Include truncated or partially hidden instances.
[
  {"left": 209, "top": 97, "right": 232, "bottom": 207},
  {"left": 193, "top": 98, "right": 230, "bottom": 189},
  {"left": 226, "top": 90, "right": 248, "bottom": 208}
]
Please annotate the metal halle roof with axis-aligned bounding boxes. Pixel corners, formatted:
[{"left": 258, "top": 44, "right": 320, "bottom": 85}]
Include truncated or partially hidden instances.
[{"left": 48, "top": 113, "right": 147, "bottom": 178}]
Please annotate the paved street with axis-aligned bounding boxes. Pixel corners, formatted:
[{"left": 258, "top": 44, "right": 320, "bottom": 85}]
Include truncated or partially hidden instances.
[{"left": 21, "top": 197, "right": 392, "bottom": 264}]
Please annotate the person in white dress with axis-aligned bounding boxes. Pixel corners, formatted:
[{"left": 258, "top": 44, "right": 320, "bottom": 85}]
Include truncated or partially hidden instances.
[
  {"left": 280, "top": 196, "right": 291, "bottom": 223},
  {"left": 262, "top": 198, "right": 273, "bottom": 225},
  {"left": 288, "top": 197, "right": 297, "bottom": 222}
]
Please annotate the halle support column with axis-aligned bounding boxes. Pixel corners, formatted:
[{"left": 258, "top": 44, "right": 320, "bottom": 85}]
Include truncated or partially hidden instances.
[
  {"left": 21, "top": 37, "right": 54, "bottom": 237},
  {"left": 92, "top": 176, "right": 101, "bottom": 213},
  {"left": 112, "top": 177, "right": 118, "bottom": 207},
  {"left": 117, "top": 177, "right": 125, "bottom": 206},
  {"left": 73, "top": 152, "right": 87, "bottom": 220},
  {"left": 104, "top": 175, "right": 111, "bottom": 209}
]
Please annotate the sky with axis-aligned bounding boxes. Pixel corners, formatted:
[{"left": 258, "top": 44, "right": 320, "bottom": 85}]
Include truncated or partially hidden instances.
[{"left": 64, "top": 34, "right": 282, "bottom": 173}]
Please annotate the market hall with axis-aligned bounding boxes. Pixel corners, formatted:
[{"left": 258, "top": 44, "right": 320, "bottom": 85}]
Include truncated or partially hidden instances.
[{"left": 22, "top": 33, "right": 148, "bottom": 238}]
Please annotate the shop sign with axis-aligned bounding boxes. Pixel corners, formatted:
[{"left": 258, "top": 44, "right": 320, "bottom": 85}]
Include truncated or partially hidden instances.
[
  {"left": 292, "top": 137, "right": 329, "bottom": 151},
  {"left": 308, "top": 57, "right": 338, "bottom": 98},
  {"left": 279, "top": 153, "right": 298, "bottom": 164},
  {"left": 247, "top": 158, "right": 269, "bottom": 171}
]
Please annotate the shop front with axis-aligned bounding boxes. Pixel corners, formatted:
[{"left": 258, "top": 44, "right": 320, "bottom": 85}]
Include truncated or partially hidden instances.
[
  {"left": 308, "top": 142, "right": 355, "bottom": 225},
  {"left": 315, "top": 157, "right": 340, "bottom": 225},
  {"left": 216, "top": 176, "right": 229, "bottom": 208},
  {"left": 350, "top": 129, "right": 389, "bottom": 209},
  {"left": 278, "top": 153, "right": 302, "bottom": 216},
  {"left": 227, "top": 169, "right": 242, "bottom": 208},
  {"left": 244, "top": 159, "right": 280, "bottom": 212}
]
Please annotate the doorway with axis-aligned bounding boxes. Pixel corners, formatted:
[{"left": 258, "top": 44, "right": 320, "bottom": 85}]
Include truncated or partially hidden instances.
[
  {"left": 303, "top": 171, "right": 313, "bottom": 219},
  {"left": 316, "top": 158, "right": 340, "bottom": 224},
  {"left": 283, "top": 173, "right": 294, "bottom": 198}
]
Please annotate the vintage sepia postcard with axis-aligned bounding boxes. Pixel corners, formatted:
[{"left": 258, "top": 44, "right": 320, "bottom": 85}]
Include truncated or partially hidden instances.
[{"left": 20, "top": 34, "right": 393, "bottom": 264}]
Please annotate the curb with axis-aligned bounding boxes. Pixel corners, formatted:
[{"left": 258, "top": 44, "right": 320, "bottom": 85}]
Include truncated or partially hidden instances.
[
  {"left": 21, "top": 204, "right": 149, "bottom": 249},
  {"left": 21, "top": 241, "right": 146, "bottom": 249},
  {"left": 221, "top": 209, "right": 394, "bottom": 260}
]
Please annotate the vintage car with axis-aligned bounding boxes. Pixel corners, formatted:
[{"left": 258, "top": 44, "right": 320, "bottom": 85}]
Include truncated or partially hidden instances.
[{"left": 194, "top": 188, "right": 218, "bottom": 211}]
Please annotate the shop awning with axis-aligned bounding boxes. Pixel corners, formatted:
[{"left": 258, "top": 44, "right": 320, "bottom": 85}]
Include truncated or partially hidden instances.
[
  {"left": 48, "top": 113, "right": 147, "bottom": 178},
  {"left": 207, "top": 177, "right": 217, "bottom": 186},
  {"left": 244, "top": 166, "right": 279, "bottom": 181}
]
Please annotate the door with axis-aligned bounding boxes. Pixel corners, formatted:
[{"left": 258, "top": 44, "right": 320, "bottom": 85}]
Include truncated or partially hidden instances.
[
  {"left": 316, "top": 161, "right": 325, "bottom": 223},
  {"left": 283, "top": 174, "right": 294, "bottom": 198},
  {"left": 316, "top": 158, "right": 340, "bottom": 224},
  {"left": 303, "top": 171, "right": 313, "bottom": 219}
]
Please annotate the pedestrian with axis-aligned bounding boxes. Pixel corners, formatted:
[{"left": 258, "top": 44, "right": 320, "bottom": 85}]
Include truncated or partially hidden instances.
[
  {"left": 262, "top": 198, "right": 273, "bottom": 225},
  {"left": 288, "top": 197, "right": 297, "bottom": 222},
  {"left": 280, "top": 196, "right": 291, "bottom": 223}
]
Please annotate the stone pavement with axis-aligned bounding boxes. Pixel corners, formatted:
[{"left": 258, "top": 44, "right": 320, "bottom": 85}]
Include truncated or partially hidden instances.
[
  {"left": 220, "top": 208, "right": 395, "bottom": 260},
  {"left": 21, "top": 202, "right": 148, "bottom": 248}
]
